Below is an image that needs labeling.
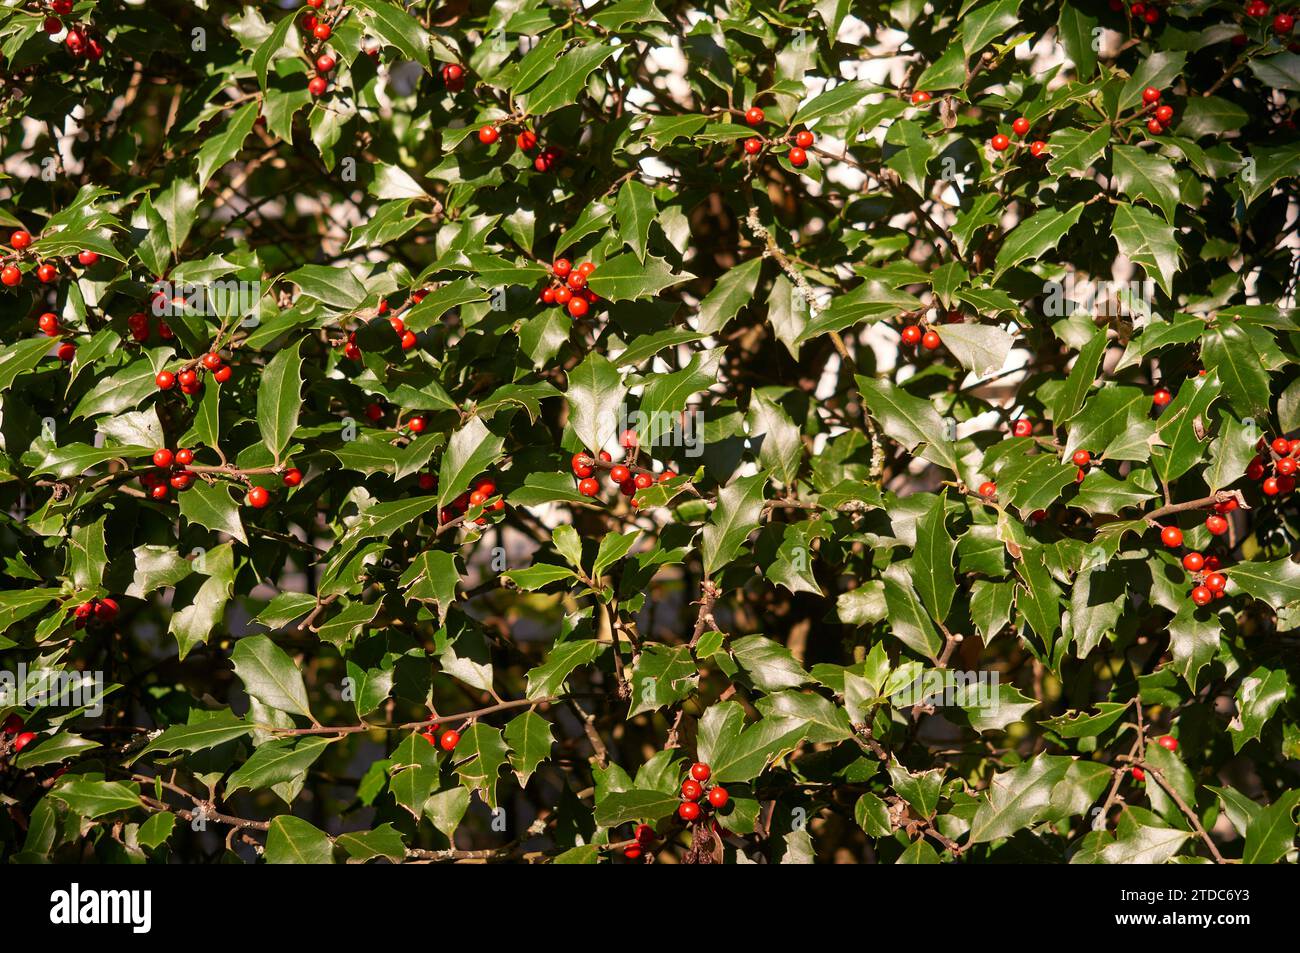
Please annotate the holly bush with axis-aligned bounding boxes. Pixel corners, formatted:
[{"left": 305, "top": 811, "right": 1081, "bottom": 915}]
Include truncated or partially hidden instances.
[{"left": 0, "top": 0, "right": 1298, "bottom": 867}]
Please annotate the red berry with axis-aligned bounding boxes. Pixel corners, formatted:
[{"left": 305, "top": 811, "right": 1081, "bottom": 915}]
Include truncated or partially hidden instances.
[
  {"left": 678, "top": 801, "right": 701, "bottom": 822},
  {"left": 619, "top": 479, "right": 636, "bottom": 497},
  {"left": 1276, "top": 13, "right": 1295, "bottom": 32},
  {"left": 1182, "top": 552, "right": 1205, "bottom": 572},
  {"left": 1153, "top": 388, "right": 1172, "bottom": 407},
  {"left": 2, "top": 714, "right": 22, "bottom": 734},
  {"left": 44, "top": 15, "right": 62, "bottom": 33},
  {"left": 407, "top": 416, "right": 426, "bottom": 434},
  {"left": 1142, "top": 86, "right": 1162, "bottom": 105},
  {"left": 175, "top": 448, "right": 194, "bottom": 466},
  {"left": 1271, "top": 437, "right": 1291, "bottom": 455},
  {"left": 202, "top": 352, "right": 222, "bottom": 369},
  {"left": 578, "top": 477, "right": 599, "bottom": 497},
  {"left": 623, "top": 845, "right": 643, "bottom": 860},
  {"left": 743, "top": 137, "right": 762, "bottom": 155},
  {"left": 365, "top": 403, "right": 384, "bottom": 422},
  {"left": 910, "top": 91, "right": 931, "bottom": 104},
  {"left": 1146, "top": 119, "right": 1164, "bottom": 136},
  {"left": 788, "top": 146, "right": 808, "bottom": 167},
  {"left": 921, "top": 330, "right": 941, "bottom": 350},
  {"left": 1214, "top": 498, "right": 1238, "bottom": 514},
  {"left": 690, "top": 762, "right": 711, "bottom": 782},
  {"left": 178, "top": 369, "right": 198, "bottom": 388},
  {"left": 745, "top": 106, "right": 765, "bottom": 125},
  {"left": 516, "top": 129, "right": 538, "bottom": 151},
  {"left": 610, "top": 465, "right": 631, "bottom": 484},
  {"left": 1143, "top": 6, "right": 1159, "bottom": 22},
  {"left": 1013, "top": 419, "right": 1033, "bottom": 437},
  {"left": 1, "top": 265, "right": 21, "bottom": 287},
  {"left": 150, "top": 484, "right": 169, "bottom": 500},
  {"left": 991, "top": 134, "right": 1010, "bottom": 152},
  {"left": 681, "top": 778, "right": 703, "bottom": 800},
  {"left": 313, "top": 22, "right": 331, "bottom": 39},
  {"left": 1132, "top": 766, "right": 1146, "bottom": 781},
  {"left": 978, "top": 481, "right": 997, "bottom": 497},
  {"left": 10, "top": 230, "right": 31, "bottom": 250},
  {"left": 1072, "top": 449, "right": 1092, "bottom": 466},
  {"left": 1205, "top": 572, "right": 1227, "bottom": 592},
  {"left": 554, "top": 286, "right": 572, "bottom": 305},
  {"left": 56, "top": 342, "right": 75, "bottom": 362},
  {"left": 567, "top": 271, "right": 587, "bottom": 291},
  {"left": 794, "top": 129, "right": 814, "bottom": 148},
  {"left": 1154, "top": 105, "right": 1174, "bottom": 124},
  {"left": 659, "top": 471, "right": 677, "bottom": 483},
  {"left": 213, "top": 365, "right": 232, "bottom": 384},
  {"left": 36, "top": 263, "right": 57, "bottom": 283},
  {"left": 708, "top": 786, "right": 729, "bottom": 808},
  {"left": 1205, "top": 515, "right": 1228, "bottom": 535},
  {"left": 1011, "top": 117, "right": 1030, "bottom": 136},
  {"left": 1280, "top": 475, "right": 1298, "bottom": 495},
  {"left": 1157, "top": 735, "right": 1178, "bottom": 752},
  {"left": 567, "top": 296, "right": 589, "bottom": 318},
  {"left": 572, "top": 453, "right": 594, "bottom": 477},
  {"left": 1029, "top": 140, "right": 1047, "bottom": 157},
  {"left": 316, "top": 53, "right": 336, "bottom": 72},
  {"left": 598, "top": 451, "right": 612, "bottom": 462},
  {"left": 1160, "top": 525, "right": 1183, "bottom": 548},
  {"left": 247, "top": 486, "right": 271, "bottom": 508},
  {"left": 577, "top": 262, "right": 596, "bottom": 277},
  {"left": 478, "top": 125, "right": 499, "bottom": 145},
  {"left": 440, "top": 729, "right": 460, "bottom": 751},
  {"left": 900, "top": 325, "right": 922, "bottom": 345},
  {"left": 634, "top": 472, "right": 653, "bottom": 490},
  {"left": 1247, "top": 457, "right": 1266, "bottom": 480},
  {"left": 1263, "top": 476, "right": 1282, "bottom": 495},
  {"left": 553, "top": 259, "right": 572, "bottom": 278},
  {"left": 634, "top": 823, "right": 655, "bottom": 845},
  {"left": 95, "top": 598, "right": 119, "bottom": 621},
  {"left": 153, "top": 448, "right": 173, "bottom": 468},
  {"left": 283, "top": 468, "right": 303, "bottom": 487},
  {"left": 1191, "top": 585, "right": 1213, "bottom": 606},
  {"left": 13, "top": 732, "right": 36, "bottom": 753},
  {"left": 38, "top": 312, "right": 59, "bottom": 334},
  {"left": 401, "top": 330, "right": 417, "bottom": 350},
  {"left": 308, "top": 76, "right": 328, "bottom": 97},
  {"left": 1278, "top": 457, "right": 1298, "bottom": 476}
]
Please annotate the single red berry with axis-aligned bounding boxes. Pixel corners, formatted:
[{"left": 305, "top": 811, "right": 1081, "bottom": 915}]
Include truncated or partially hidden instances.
[
  {"left": 540, "top": 286, "right": 556, "bottom": 304},
  {"left": 794, "top": 129, "right": 814, "bottom": 148},
  {"left": 1270, "top": 437, "right": 1291, "bottom": 455},
  {"left": 418, "top": 474, "right": 436, "bottom": 491},
  {"left": 469, "top": 490, "right": 488, "bottom": 506},
  {"left": 38, "top": 312, "right": 59, "bottom": 334},
  {"left": 1182, "top": 552, "right": 1205, "bottom": 572},
  {"left": 619, "top": 479, "right": 636, "bottom": 497},
  {"left": 365, "top": 403, "right": 384, "bottom": 422},
  {"left": 1214, "top": 498, "right": 1238, "bottom": 514},
  {"left": 153, "top": 448, "right": 174, "bottom": 468},
  {"left": 743, "top": 137, "right": 762, "bottom": 155},
  {"left": 2, "top": 714, "right": 22, "bottom": 734},
  {"left": 572, "top": 453, "right": 594, "bottom": 478},
  {"left": 1205, "top": 515, "right": 1228, "bottom": 535},
  {"left": 36, "top": 263, "right": 57, "bottom": 283},
  {"left": 283, "top": 468, "right": 303, "bottom": 487},
  {"left": 610, "top": 465, "right": 631, "bottom": 484},
  {"left": 43, "top": 15, "right": 62, "bottom": 33},
  {"left": 690, "top": 762, "right": 711, "bottom": 782},
  {"left": 1157, "top": 735, "right": 1178, "bottom": 752},
  {"left": 1276, "top": 12, "right": 1295, "bottom": 32},
  {"left": 921, "top": 330, "right": 941, "bottom": 350},
  {"left": 478, "top": 125, "right": 499, "bottom": 145},
  {"left": 1191, "top": 585, "right": 1213, "bottom": 606},
  {"left": 681, "top": 778, "right": 703, "bottom": 800},
  {"left": 10, "top": 230, "right": 31, "bottom": 250},
  {"left": 788, "top": 146, "right": 808, "bottom": 167},
  {"left": 156, "top": 371, "right": 176, "bottom": 390},
  {"left": 554, "top": 286, "right": 572, "bottom": 305},
  {"left": 247, "top": 486, "right": 270, "bottom": 508},
  {"left": 313, "top": 22, "right": 331, "bottom": 39},
  {"left": 1143, "top": 6, "right": 1159, "bottom": 22},
  {"left": 1142, "top": 86, "right": 1162, "bottom": 105},
  {"left": 178, "top": 369, "right": 198, "bottom": 388},
  {"left": 577, "top": 262, "right": 596, "bottom": 277},
  {"left": 1205, "top": 555, "right": 1221, "bottom": 570},
  {"left": 744, "top": 106, "right": 765, "bottom": 125},
  {"left": 1013, "top": 419, "right": 1033, "bottom": 437},
  {"left": 440, "top": 729, "right": 460, "bottom": 751},
  {"left": 201, "top": 352, "right": 222, "bottom": 369},
  {"left": 308, "top": 76, "right": 328, "bottom": 97},
  {"left": 1205, "top": 572, "right": 1227, "bottom": 592},
  {"left": 553, "top": 259, "right": 572, "bottom": 278},
  {"left": 708, "top": 786, "right": 729, "bottom": 808},
  {"left": 991, "top": 134, "right": 1010, "bottom": 152},
  {"left": 1131, "top": 3, "right": 1145, "bottom": 15},
  {"left": 316, "top": 53, "right": 336, "bottom": 72},
  {"left": 977, "top": 481, "right": 997, "bottom": 497},
  {"left": 175, "top": 448, "right": 194, "bottom": 466},
  {"left": 1160, "top": 525, "right": 1183, "bottom": 548},
  {"left": 678, "top": 801, "right": 700, "bottom": 822},
  {"left": 57, "top": 342, "right": 75, "bottom": 362},
  {"left": 578, "top": 477, "right": 599, "bottom": 497},
  {"left": 634, "top": 823, "right": 655, "bottom": 845},
  {"left": 1146, "top": 118, "right": 1164, "bottom": 135},
  {"left": 567, "top": 271, "right": 587, "bottom": 291},
  {"left": 598, "top": 451, "right": 612, "bottom": 462},
  {"left": 1278, "top": 457, "right": 1298, "bottom": 476},
  {"left": 1, "top": 265, "right": 21, "bottom": 287},
  {"left": 516, "top": 129, "right": 538, "bottom": 151},
  {"left": 1132, "top": 766, "right": 1146, "bottom": 781},
  {"left": 900, "top": 325, "right": 922, "bottom": 345},
  {"left": 1154, "top": 105, "right": 1174, "bottom": 124},
  {"left": 566, "top": 296, "right": 589, "bottom": 318},
  {"left": 1029, "top": 140, "right": 1047, "bottom": 157},
  {"left": 1011, "top": 117, "right": 1030, "bottom": 136},
  {"left": 634, "top": 472, "right": 652, "bottom": 490},
  {"left": 1247, "top": 457, "right": 1266, "bottom": 480},
  {"left": 659, "top": 470, "right": 676, "bottom": 483},
  {"left": 1072, "top": 449, "right": 1092, "bottom": 466},
  {"left": 401, "top": 330, "right": 417, "bottom": 350},
  {"left": 407, "top": 416, "right": 426, "bottom": 434},
  {"left": 910, "top": 91, "right": 931, "bottom": 104},
  {"left": 623, "top": 845, "right": 643, "bottom": 860},
  {"left": 150, "top": 484, "right": 169, "bottom": 500},
  {"left": 1153, "top": 388, "right": 1172, "bottom": 407},
  {"left": 13, "top": 732, "right": 36, "bottom": 753},
  {"left": 94, "top": 598, "right": 118, "bottom": 621},
  {"left": 214, "top": 365, "right": 233, "bottom": 383}
]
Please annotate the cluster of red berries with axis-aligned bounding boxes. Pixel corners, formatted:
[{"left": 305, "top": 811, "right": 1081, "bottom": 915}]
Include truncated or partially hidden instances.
[
  {"left": 989, "top": 116, "right": 1048, "bottom": 157},
  {"left": 73, "top": 596, "right": 119, "bottom": 628},
  {"left": 677, "top": 761, "right": 728, "bottom": 822},
  {"left": 1131, "top": 734, "right": 1179, "bottom": 782},
  {"left": 571, "top": 433, "right": 676, "bottom": 508},
  {"left": 140, "top": 446, "right": 198, "bottom": 500},
  {"left": 1139, "top": 86, "right": 1176, "bottom": 136},
  {"left": 1245, "top": 0, "right": 1294, "bottom": 34},
  {"left": 1182, "top": 550, "right": 1229, "bottom": 606},
  {"left": 1246, "top": 435, "right": 1300, "bottom": 497},
  {"left": 1109, "top": 0, "right": 1164, "bottom": 27},
  {"left": 155, "top": 351, "right": 232, "bottom": 396},
  {"left": 899, "top": 323, "right": 942, "bottom": 351},
  {"left": 477, "top": 125, "right": 563, "bottom": 172},
  {"left": 3, "top": 713, "right": 37, "bottom": 757},
  {"left": 740, "top": 107, "right": 815, "bottom": 168},
  {"left": 2, "top": 229, "right": 98, "bottom": 290},
  {"left": 343, "top": 294, "right": 426, "bottom": 360},
  {"left": 298, "top": 1, "right": 342, "bottom": 95},
  {"left": 441, "top": 476, "right": 504, "bottom": 525},
  {"left": 420, "top": 725, "right": 461, "bottom": 751},
  {"left": 1070, "top": 448, "right": 1095, "bottom": 483},
  {"left": 126, "top": 308, "right": 179, "bottom": 346},
  {"left": 43, "top": 0, "right": 106, "bottom": 61},
  {"left": 538, "top": 259, "right": 599, "bottom": 318}
]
